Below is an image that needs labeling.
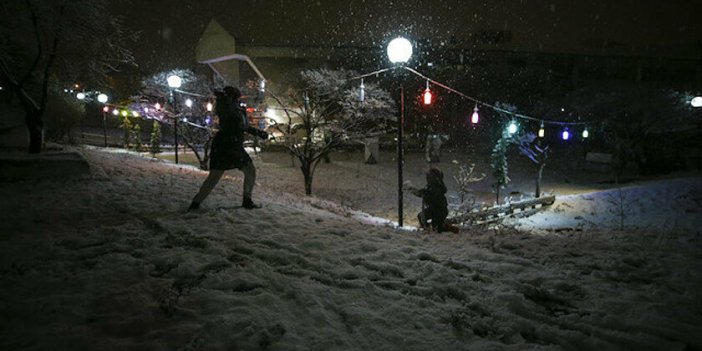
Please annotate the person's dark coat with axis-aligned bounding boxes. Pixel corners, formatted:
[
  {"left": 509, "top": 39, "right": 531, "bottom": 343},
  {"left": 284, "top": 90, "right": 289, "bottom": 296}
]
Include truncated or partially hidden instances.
[
  {"left": 209, "top": 93, "right": 261, "bottom": 170},
  {"left": 411, "top": 168, "right": 449, "bottom": 232},
  {"left": 415, "top": 182, "right": 449, "bottom": 230}
]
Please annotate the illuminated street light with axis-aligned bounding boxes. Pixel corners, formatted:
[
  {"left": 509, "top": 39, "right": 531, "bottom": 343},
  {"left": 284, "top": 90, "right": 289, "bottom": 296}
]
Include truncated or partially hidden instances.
[
  {"left": 97, "top": 94, "right": 109, "bottom": 147},
  {"left": 76, "top": 92, "right": 86, "bottom": 100},
  {"left": 185, "top": 98, "right": 193, "bottom": 108},
  {"left": 167, "top": 74, "right": 182, "bottom": 164},
  {"left": 691, "top": 96, "right": 702, "bottom": 108},
  {"left": 166, "top": 75, "right": 182, "bottom": 89},
  {"left": 387, "top": 37, "right": 412, "bottom": 64},
  {"left": 387, "top": 36, "right": 412, "bottom": 227}
]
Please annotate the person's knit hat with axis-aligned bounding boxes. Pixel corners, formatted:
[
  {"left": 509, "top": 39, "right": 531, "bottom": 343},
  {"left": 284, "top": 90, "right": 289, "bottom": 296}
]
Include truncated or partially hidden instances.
[
  {"left": 427, "top": 167, "right": 443, "bottom": 180},
  {"left": 223, "top": 86, "right": 241, "bottom": 99}
]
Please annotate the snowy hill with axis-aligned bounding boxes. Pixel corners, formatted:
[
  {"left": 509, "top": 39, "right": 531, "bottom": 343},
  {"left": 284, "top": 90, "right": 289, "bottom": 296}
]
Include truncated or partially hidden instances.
[
  {"left": 1, "top": 147, "right": 701, "bottom": 350},
  {"left": 508, "top": 176, "right": 702, "bottom": 234}
]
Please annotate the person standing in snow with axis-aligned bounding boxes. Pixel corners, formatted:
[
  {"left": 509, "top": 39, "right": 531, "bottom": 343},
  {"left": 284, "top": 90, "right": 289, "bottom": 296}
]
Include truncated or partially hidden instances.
[
  {"left": 188, "top": 86, "right": 268, "bottom": 210},
  {"left": 408, "top": 167, "right": 457, "bottom": 233}
]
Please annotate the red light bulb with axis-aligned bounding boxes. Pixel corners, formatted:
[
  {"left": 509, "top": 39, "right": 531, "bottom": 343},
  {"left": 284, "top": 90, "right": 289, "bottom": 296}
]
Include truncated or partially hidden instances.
[{"left": 423, "top": 88, "right": 432, "bottom": 105}]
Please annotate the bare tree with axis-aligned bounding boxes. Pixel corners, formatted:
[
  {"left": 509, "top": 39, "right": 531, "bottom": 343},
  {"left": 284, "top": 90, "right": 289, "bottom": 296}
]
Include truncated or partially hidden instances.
[
  {"left": 0, "top": 0, "right": 136, "bottom": 153},
  {"left": 490, "top": 129, "right": 511, "bottom": 205},
  {"left": 453, "top": 162, "right": 486, "bottom": 205},
  {"left": 267, "top": 69, "right": 395, "bottom": 195},
  {"left": 136, "top": 69, "right": 215, "bottom": 169}
]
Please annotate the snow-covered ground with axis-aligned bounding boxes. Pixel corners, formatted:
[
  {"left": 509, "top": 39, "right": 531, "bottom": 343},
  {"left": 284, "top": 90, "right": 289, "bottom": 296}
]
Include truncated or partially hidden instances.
[{"left": 1, "top": 146, "right": 701, "bottom": 350}]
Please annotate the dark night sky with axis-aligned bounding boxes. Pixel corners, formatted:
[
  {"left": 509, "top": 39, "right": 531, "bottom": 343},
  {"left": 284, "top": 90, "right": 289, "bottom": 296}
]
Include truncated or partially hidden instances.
[{"left": 114, "top": 0, "right": 700, "bottom": 72}]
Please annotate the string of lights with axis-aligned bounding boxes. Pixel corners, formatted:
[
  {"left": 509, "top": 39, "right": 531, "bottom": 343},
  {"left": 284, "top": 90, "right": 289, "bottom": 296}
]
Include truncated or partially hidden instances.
[
  {"left": 400, "top": 66, "right": 587, "bottom": 126},
  {"left": 349, "top": 65, "right": 592, "bottom": 140}
]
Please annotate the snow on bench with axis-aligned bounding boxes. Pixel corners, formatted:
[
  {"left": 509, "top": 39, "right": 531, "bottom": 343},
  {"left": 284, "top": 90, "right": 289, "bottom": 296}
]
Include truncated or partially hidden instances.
[{"left": 447, "top": 195, "right": 556, "bottom": 226}]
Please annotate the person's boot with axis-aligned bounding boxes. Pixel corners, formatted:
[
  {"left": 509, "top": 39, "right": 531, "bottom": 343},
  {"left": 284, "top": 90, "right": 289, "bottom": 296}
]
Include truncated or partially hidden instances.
[
  {"left": 187, "top": 201, "right": 200, "bottom": 211},
  {"left": 242, "top": 196, "right": 260, "bottom": 209}
]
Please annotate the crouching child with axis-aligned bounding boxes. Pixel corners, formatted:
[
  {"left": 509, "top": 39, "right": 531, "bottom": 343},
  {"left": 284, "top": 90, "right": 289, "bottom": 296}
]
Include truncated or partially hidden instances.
[{"left": 408, "top": 167, "right": 459, "bottom": 233}]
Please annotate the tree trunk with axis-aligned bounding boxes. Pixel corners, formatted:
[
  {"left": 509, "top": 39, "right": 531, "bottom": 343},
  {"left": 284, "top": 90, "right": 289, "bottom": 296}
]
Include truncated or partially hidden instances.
[
  {"left": 535, "top": 163, "right": 546, "bottom": 198},
  {"left": 301, "top": 163, "right": 313, "bottom": 195},
  {"left": 495, "top": 187, "right": 500, "bottom": 205},
  {"left": 300, "top": 167, "right": 312, "bottom": 196},
  {"left": 25, "top": 108, "right": 43, "bottom": 154}
]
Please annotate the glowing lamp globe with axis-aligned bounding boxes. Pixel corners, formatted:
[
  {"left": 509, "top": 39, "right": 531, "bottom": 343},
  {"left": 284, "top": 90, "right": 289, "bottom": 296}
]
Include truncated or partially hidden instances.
[
  {"left": 423, "top": 88, "right": 432, "bottom": 105},
  {"left": 471, "top": 106, "right": 479, "bottom": 124},
  {"left": 507, "top": 121, "right": 518, "bottom": 135},
  {"left": 167, "top": 75, "right": 182, "bottom": 89},
  {"left": 112, "top": 109, "right": 119, "bottom": 116},
  {"left": 387, "top": 37, "right": 412, "bottom": 64},
  {"left": 185, "top": 98, "right": 193, "bottom": 108},
  {"left": 538, "top": 127, "right": 545, "bottom": 138},
  {"left": 582, "top": 129, "right": 589, "bottom": 139},
  {"left": 102, "top": 106, "right": 109, "bottom": 113},
  {"left": 206, "top": 102, "right": 213, "bottom": 112},
  {"left": 76, "top": 92, "right": 86, "bottom": 100},
  {"left": 562, "top": 129, "right": 570, "bottom": 140},
  {"left": 97, "top": 93, "right": 108, "bottom": 103},
  {"left": 691, "top": 96, "right": 702, "bottom": 108}
]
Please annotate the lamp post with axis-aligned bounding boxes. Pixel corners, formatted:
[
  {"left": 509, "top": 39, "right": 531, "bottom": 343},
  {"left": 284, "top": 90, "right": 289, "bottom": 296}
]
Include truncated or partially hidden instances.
[
  {"left": 77, "top": 92, "right": 86, "bottom": 140},
  {"left": 387, "top": 37, "right": 413, "bottom": 228},
  {"left": 97, "top": 93, "right": 109, "bottom": 147},
  {"left": 167, "top": 74, "right": 182, "bottom": 164}
]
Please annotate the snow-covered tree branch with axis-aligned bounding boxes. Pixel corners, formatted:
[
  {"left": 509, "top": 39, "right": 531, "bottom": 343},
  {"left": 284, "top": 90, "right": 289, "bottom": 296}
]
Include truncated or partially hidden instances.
[{"left": 266, "top": 69, "right": 396, "bottom": 195}]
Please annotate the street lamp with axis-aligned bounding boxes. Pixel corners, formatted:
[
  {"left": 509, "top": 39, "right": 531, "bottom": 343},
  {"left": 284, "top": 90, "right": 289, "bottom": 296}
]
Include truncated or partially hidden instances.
[
  {"left": 97, "top": 93, "right": 109, "bottom": 147},
  {"left": 691, "top": 96, "right": 702, "bottom": 108},
  {"left": 167, "top": 74, "right": 182, "bottom": 164},
  {"left": 76, "top": 92, "right": 87, "bottom": 139},
  {"left": 387, "top": 36, "right": 412, "bottom": 227},
  {"left": 387, "top": 37, "right": 413, "bottom": 64}
]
